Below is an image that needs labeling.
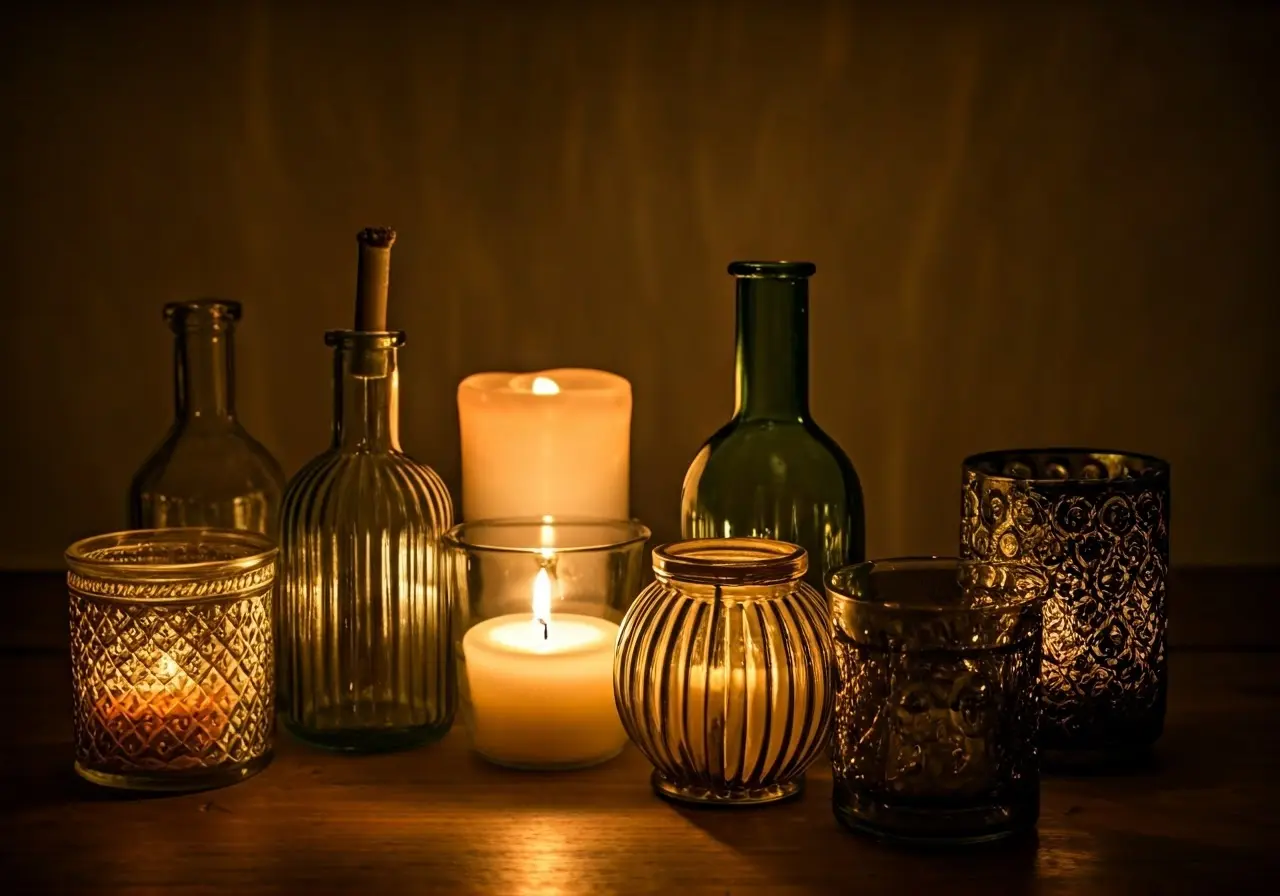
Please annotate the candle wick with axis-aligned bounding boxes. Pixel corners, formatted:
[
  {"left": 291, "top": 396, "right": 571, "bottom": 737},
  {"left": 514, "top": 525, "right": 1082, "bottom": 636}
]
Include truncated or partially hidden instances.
[{"left": 538, "top": 618, "right": 548, "bottom": 641}]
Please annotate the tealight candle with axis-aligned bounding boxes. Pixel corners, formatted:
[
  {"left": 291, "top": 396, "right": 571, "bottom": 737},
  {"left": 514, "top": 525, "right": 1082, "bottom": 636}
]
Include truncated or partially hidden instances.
[
  {"left": 462, "top": 568, "right": 625, "bottom": 769},
  {"left": 457, "top": 368, "right": 631, "bottom": 521}
]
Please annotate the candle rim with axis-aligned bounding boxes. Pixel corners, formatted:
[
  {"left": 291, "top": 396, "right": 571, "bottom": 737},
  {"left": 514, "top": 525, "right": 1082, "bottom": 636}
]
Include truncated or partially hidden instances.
[
  {"left": 458, "top": 368, "right": 631, "bottom": 398},
  {"left": 962, "top": 447, "right": 1169, "bottom": 485},
  {"left": 652, "top": 537, "right": 808, "bottom": 586},
  {"left": 66, "top": 527, "right": 278, "bottom": 605},
  {"left": 827, "top": 556, "right": 1049, "bottom": 616},
  {"left": 463, "top": 612, "right": 618, "bottom": 660},
  {"left": 444, "top": 516, "right": 650, "bottom": 555}
]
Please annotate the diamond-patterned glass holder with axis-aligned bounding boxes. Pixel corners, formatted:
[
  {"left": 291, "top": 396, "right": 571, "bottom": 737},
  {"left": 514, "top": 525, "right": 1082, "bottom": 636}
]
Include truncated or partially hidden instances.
[
  {"left": 66, "top": 528, "right": 277, "bottom": 791},
  {"left": 960, "top": 450, "right": 1170, "bottom": 766}
]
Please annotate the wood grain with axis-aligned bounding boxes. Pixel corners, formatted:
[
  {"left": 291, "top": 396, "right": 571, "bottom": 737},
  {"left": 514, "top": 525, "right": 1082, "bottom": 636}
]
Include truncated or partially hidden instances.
[{"left": 3, "top": 569, "right": 1280, "bottom": 893}]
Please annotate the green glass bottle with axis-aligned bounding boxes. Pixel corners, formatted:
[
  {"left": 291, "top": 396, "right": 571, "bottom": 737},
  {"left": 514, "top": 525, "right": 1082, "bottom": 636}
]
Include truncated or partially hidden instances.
[{"left": 680, "top": 261, "right": 865, "bottom": 589}]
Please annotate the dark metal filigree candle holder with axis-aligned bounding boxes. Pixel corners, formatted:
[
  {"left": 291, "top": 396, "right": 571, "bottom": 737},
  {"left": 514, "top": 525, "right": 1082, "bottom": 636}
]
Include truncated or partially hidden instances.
[{"left": 960, "top": 449, "right": 1170, "bottom": 767}]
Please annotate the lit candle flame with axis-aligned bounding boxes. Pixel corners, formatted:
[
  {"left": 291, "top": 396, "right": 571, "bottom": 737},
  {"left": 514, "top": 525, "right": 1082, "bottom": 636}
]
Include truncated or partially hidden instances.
[
  {"left": 532, "top": 567, "right": 552, "bottom": 640},
  {"left": 531, "top": 376, "right": 560, "bottom": 396}
]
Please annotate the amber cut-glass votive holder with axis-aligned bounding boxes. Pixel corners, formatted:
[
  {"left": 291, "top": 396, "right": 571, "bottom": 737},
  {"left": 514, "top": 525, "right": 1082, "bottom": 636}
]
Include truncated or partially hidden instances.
[
  {"left": 67, "top": 528, "right": 277, "bottom": 791},
  {"left": 828, "top": 558, "right": 1048, "bottom": 845},
  {"left": 614, "top": 538, "right": 834, "bottom": 806},
  {"left": 961, "top": 449, "right": 1170, "bottom": 767},
  {"left": 445, "top": 517, "right": 650, "bottom": 771}
]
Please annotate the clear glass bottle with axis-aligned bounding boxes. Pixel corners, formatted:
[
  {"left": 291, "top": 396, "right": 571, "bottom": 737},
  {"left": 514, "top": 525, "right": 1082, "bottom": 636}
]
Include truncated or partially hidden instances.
[
  {"left": 680, "top": 262, "right": 866, "bottom": 590},
  {"left": 129, "top": 299, "right": 285, "bottom": 535},
  {"left": 277, "top": 330, "right": 455, "bottom": 752}
]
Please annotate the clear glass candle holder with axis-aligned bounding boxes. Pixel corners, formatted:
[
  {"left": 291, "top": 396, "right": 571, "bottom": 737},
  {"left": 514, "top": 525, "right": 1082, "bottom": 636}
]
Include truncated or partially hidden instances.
[
  {"left": 444, "top": 517, "right": 650, "bottom": 771},
  {"left": 961, "top": 449, "right": 1170, "bottom": 767},
  {"left": 614, "top": 538, "right": 835, "bottom": 806},
  {"left": 66, "top": 528, "right": 277, "bottom": 792},
  {"left": 828, "top": 558, "right": 1048, "bottom": 845}
]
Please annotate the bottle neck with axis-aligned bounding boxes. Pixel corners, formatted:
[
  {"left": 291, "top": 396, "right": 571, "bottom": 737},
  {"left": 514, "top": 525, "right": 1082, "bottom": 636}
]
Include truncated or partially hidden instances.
[
  {"left": 329, "top": 332, "right": 403, "bottom": 452},
  {"left": 733, "top": 275, "right": 810, "bottom": 421},
  {"left": 173, "top": 313, "right": 236, "bottom": 424}
]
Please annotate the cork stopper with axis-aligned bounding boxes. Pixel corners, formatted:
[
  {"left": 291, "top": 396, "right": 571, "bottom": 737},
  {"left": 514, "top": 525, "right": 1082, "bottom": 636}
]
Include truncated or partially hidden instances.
[{"left": 354, "top": 227, "right": 397, "bottom": 331}]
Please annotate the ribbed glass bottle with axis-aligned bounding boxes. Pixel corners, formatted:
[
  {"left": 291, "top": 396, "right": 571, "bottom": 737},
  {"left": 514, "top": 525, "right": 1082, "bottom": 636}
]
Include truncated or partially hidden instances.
[
  {"left": 129, "top": 299, "right": 285, "bottom": 534},
  {"left": 277, "top": 330, "right": 455, "bottom": 752},
  {"left": 613, "top": 538, "right": 835, "bottom": 806},
  {"left": 680, "top": 262, "right": 865, "bottom": 592}
]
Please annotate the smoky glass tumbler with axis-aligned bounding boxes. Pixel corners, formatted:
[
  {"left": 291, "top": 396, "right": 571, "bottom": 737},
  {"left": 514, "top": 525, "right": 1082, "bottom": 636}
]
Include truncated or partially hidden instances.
[
  {"left": 67, "top": 528, "right": 277, "bottom": 792},
  {"left": 828, "top": 558, "right": 1047, "bottom": 845},
  {"left": 614, "top": 538, "right": 834, "bottom": 806},
  {"left": 961, "top": 450, "right": 1170, "bottom": 766}
]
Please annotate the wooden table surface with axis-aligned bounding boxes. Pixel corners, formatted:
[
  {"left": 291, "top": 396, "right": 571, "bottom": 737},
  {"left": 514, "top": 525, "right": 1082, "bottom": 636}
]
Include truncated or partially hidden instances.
[{"left": 3, "top": 568, "right": 1279, "bottom": 894}]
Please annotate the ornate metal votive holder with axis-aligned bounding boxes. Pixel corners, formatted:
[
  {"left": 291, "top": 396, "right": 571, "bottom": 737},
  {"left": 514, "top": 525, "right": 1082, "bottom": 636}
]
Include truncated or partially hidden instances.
[
  {"left": 961, "top": 449, "right": 1171, "bottom": 767},
  {"left": 445, "top": 517, "right": 650, "bottom": 771},
  {"left": 828, "top": 558, "right": 1048, "bottom": 845},
  {"left": 613, "top": 538, "right": 834, "bottom": 806},
  {"left": 67, "top": 528, "right": 277, "bottom": 791}
]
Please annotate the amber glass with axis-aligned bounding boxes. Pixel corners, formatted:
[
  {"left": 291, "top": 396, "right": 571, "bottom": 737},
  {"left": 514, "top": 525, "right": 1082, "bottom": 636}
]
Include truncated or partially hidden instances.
[
  {"left": 961, "top": 449, "right": 1171, "bottom": 767},
  {"left": 278, "top": 330, "right": 455, "bottom": 752},
  {"left": 67, "top": 528, "right": 277, "bottom": 792},
  {"left": 828, "top": 558, "right": 1047, "bottom": 845},
  {"left": 614, "top": 538, "right": 834, "bottom": 806},
  {"left": 680, "top": 262, "right": 865, "bottom": 591},
  {"left": 130, "top": 299, "right": 285, "bottom": 535}
]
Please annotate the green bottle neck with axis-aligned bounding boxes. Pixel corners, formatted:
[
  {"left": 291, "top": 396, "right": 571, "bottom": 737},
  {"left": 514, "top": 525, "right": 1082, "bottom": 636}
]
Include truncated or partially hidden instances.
[{"left": 733, "top": 271, "right": 811, "bottom": 422}]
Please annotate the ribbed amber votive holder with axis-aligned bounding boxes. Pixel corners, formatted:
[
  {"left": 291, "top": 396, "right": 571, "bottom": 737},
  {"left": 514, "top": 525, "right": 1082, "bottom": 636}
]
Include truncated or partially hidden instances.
[{"left": 614, "top": 538, "right": 834, "bottom": 806}]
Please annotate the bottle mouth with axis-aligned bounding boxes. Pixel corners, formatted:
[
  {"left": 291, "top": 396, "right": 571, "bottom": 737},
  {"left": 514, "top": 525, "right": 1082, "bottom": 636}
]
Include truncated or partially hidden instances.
[
  {"left": 164, "top": 298, "right": 242, "bottom": 327},
  {"left": 325, "top": 329, "right": 406, "bottom": 349},
  {"left": 728, "top": 261, "right": 816, "bottom": 279}
]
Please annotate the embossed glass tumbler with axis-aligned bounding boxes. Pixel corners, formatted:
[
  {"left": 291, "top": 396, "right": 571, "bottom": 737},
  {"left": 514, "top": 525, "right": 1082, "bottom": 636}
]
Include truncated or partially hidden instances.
[
  {"left": 828, "top": 558, "right": 1047, "bottom": 845},
  {"left": 67, "top": 528, "right": 277, "bottom": 791},
  {"left": 614, "top": 538, "right": 834, "bottom": 806},
  {"left": 960, "top": 450, "right": 1171, "bottom": 766},
  {"left": 446, "top": 518, "right": 650, "bottom": 770}
]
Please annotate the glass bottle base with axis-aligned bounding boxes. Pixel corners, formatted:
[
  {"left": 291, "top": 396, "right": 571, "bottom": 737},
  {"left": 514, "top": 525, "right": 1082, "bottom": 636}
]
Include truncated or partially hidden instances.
[
  {"left": 833, "top": 790, "right": 1036, "bottom": 846},
  {"left": 284, "top": 716, "right": 451, "bottom": 754},
  {"left": 651, "top": 770, "right": 804, "bottom": 807},
  {"left": 75, "top": 752, "right": 272, "bottom": 793}
]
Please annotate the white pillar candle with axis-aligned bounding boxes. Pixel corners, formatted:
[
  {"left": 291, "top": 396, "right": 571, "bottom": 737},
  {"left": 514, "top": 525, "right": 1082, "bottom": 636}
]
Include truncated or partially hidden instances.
[
  {"left": 461, "top": 569, "right": 626, "bottom": 769},
  {"left": 457, "top": 368, "right": 631, "bottom": 521}
]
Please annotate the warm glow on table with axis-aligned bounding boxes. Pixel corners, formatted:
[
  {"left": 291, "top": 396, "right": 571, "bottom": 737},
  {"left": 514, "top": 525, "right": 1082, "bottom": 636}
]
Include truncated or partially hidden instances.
[
  {"left": 457, "top": 368, "right": 631, "bottom": 520},
  {"left": 462, "top": 568, "right": 626, "bottom": 769}
]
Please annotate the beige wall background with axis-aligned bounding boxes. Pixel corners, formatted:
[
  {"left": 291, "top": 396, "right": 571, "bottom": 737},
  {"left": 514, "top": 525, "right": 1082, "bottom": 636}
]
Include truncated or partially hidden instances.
[{"left": 1, "top": 0, "right": 1276, "bottom": 569}]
